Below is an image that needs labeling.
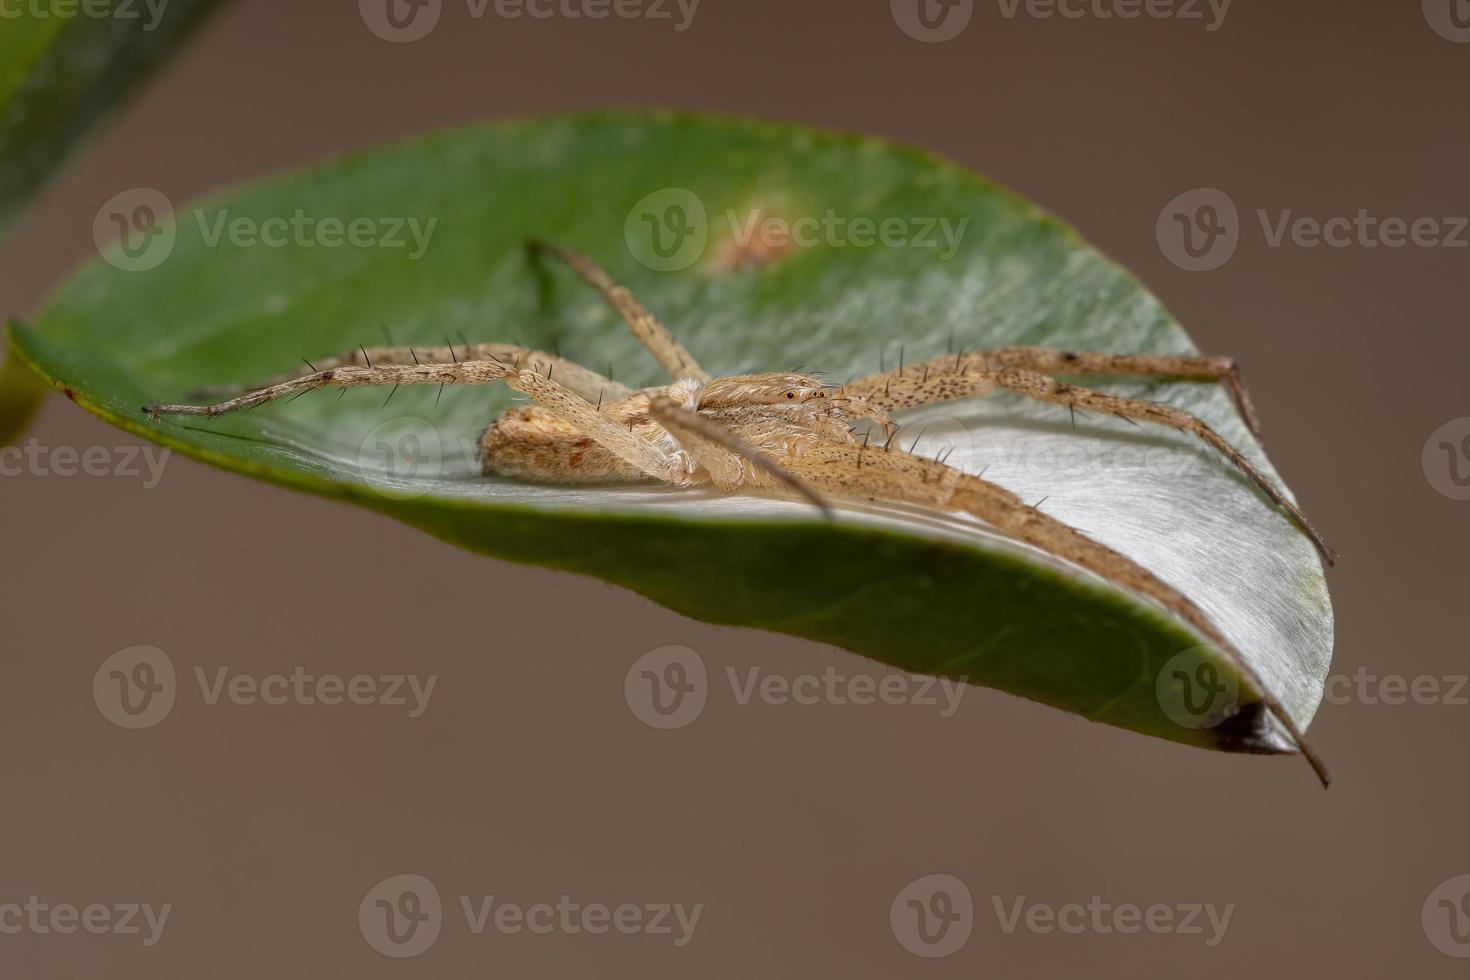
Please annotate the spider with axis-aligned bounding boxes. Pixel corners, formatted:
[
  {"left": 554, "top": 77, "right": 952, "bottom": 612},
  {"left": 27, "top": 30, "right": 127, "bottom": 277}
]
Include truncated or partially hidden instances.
[{"left": 146, "top": 239, "right": 1334, "bottom": 784}]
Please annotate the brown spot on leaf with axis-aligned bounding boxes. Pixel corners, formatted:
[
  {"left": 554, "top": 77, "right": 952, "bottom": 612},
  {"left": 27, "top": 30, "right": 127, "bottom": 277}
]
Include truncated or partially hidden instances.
[{"left": 706, "top": 206, "right": 797, "bottom": 272}]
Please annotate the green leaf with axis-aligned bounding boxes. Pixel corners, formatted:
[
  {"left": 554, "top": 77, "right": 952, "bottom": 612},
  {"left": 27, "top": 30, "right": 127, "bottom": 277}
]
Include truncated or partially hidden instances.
[
  {"left": 9, "top": 112, "right": 1334, "bottom": 771},
  {"left": 0, "top": 0, "right": 223, "bottom": 230},
  {"left": 0, "top": 0, "right": 226, "bottom": 443},
  {"left": 0, "top": 327, "right": 47, "bottom": 444}
]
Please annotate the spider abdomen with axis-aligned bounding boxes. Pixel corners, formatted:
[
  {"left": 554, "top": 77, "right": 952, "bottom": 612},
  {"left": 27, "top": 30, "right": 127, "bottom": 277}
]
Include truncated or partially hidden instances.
[{"left": 479, "top": 406, "right": 645, "bottom": 484}]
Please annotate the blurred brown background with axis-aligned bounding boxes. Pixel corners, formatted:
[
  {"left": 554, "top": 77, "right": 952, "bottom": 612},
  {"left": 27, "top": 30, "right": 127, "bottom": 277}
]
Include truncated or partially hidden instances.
[{"left": 2, "top": 0, "right": 1467, "bottom": 975}]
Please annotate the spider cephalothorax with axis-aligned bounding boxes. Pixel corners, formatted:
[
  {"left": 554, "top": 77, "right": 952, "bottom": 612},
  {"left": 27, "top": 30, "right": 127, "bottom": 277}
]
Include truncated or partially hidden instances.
[
  {"left": 696, "top": 373, "right": 833, "bottom": 407},
  {"left": 145, "top": 239, "right": 1335, "bottom": 784}
]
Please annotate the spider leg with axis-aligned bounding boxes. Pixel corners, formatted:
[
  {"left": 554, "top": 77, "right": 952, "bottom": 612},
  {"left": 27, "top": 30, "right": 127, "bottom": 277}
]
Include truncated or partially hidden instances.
[
  {"left": 850, "top": 348, "right": 1262, "bottom": 437},
  {"left": 147, "top": 363, "right": 695, "bottom": 485},
  {"left": 191, "top": 343, "right": 629, "bottom": 404},
  {"left": 647, "top": 396, "right": 832, "bottom": 513},
  {"left": 779, "top": 439, "right": 1330, "bottom": 787},
  {"left": 841, "top": 361, "right": 1333, "bottom": 565},
  {"left": 149, "top": 362, "right": 509, "bottom": 417},
  {"left": 989, "top": 368, "right": 1335, "bottom": 565},
  {"left": 840, "top": 360, "right": 1000, "bottom": 414},
  {"left": 979, "top": 347, "right": 1263, "bottom": 438},
  {"left": 528, "top": 239, "right": 711, "bottom": 383}
]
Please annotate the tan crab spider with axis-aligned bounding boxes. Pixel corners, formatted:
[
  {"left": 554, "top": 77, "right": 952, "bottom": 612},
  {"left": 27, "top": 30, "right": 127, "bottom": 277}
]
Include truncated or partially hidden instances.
[{"left": 146, "top": 239, "right": 1334, "bottom": 784}]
